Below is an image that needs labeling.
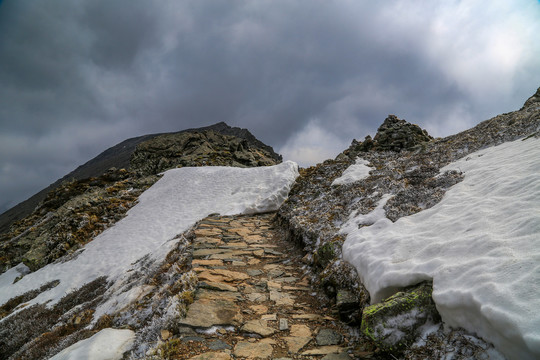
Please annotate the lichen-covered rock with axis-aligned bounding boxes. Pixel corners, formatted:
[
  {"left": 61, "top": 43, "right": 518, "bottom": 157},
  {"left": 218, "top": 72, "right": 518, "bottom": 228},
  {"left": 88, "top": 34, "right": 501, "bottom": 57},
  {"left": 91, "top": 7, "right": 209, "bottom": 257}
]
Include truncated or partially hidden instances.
[{"left": 361, "top": 282, "right": 439, "bottom": 353}]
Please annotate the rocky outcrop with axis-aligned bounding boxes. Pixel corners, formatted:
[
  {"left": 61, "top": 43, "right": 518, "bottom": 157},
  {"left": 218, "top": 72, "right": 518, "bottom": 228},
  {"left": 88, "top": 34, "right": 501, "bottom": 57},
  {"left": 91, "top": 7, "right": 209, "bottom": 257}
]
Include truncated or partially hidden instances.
[
  {"left": 372, "top": 115, "right": 433, "bottom": 152},
  {"left": 130, "top": 130, "right": 279, "bottom": 175},
  {"left": 348, "top": 115, "right": 433, "bottom": 153}
]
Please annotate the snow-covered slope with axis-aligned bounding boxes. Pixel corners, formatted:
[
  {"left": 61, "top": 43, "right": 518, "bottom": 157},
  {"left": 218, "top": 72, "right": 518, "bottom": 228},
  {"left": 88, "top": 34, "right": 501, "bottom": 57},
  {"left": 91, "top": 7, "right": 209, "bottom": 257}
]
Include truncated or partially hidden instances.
[
  {"left": 342, "top": 137, "right": 540, "bottom": 360},
  {"left": 0, "top": 162, "right": 299, "bottom": 310}
]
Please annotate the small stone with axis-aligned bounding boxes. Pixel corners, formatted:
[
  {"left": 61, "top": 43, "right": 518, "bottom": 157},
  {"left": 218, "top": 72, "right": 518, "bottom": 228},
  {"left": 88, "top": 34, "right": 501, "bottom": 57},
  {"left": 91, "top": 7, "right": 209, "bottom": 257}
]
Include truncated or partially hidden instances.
[
  {"left": 208, "top": 340, "right": 232, "bottom": 350},
  {"left": 194, "top": 228, "right": 222, "bottom": 237},
  {"left": 210, "top": 268, "right": 250, "bottom": 281},
  {"left": 301, "top": 346, "right": 343, "bottom": 356},
  {"left": 292, "top": 314, "right": 322, "bottom": 321},
  {"left": 177, "top": 327, "right": 197, "bottom": 336},
  {"left": 268, "top": 269, "right": 285, "bottom": 278},
  {"left": 188, "top": 352, "right": 231, "bottom": 360},
  {"left": 267, "top": 280, "right": 282, "bottom": 290},
  {"left": 241, "top": 319, "right": 276, "bottom": 337},
  {"left": 264, "top": 248, "right": 283, "bottom": 256},
  {"left": 192, "top": 259, "right": 224, "bottom": 267},
  {"left": 179, "top": 297, "right": 243, "bottom": 328},
  {"left": 181, "top": 336, "right": 205, "bottom": 343},
  {"left": 336, "top": 289, "right": 361, "bottom": 324},
  {"left": 246, "top": 292, "right": 268, "bottom": 302},
  {"left": 247, "top": 269, "right": 264, "bottom": 276},
  {"left": 250, "top": 305, "right": 268, "bottom": 314},
  {"left": 234, "top": 341, "right": 273, "bottom": 359},
  {"left": 198, "top": 281, "right": 237, "bottom": 292},
  {"left": 269, "top": 290, "right": 295, "bottom": 306},
  {"left": 279, "top": 318, "right": 288, "bottom": 331},
  {"left": 283, "top": 336, "right": 311, "bottom": 353},
  {"left": 316, "top": 329, "right": 343, "bottom": 346},
  {"left": 160, "top": 329, "right": 171, "bottom": 340},
  {"left": 290, "top": 324, "right": 311, "bottom": 337},
  {"left": 261, "top": 314, "right": 277, "bottom": 321}
]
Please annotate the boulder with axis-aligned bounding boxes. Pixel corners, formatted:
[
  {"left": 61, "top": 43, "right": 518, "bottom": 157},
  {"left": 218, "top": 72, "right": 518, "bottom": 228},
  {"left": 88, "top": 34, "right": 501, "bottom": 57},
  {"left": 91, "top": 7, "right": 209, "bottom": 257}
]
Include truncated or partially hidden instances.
[{"left": 361, "top": 282, "right": 439, "bottom": 353}]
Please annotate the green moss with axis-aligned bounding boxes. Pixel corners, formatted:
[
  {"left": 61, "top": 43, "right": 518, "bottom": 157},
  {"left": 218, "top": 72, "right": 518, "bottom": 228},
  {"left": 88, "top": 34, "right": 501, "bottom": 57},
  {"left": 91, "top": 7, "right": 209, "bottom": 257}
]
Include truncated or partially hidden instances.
[{"left": 361, "top": 282, "right": 437, "bottom": 353}]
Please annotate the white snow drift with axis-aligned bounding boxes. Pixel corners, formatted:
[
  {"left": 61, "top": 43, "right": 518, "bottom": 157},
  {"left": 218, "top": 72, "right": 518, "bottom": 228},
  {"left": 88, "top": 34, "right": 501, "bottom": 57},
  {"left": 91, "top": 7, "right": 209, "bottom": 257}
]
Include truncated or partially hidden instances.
[
  {"left": 49, "top": 328, "right": 135, "bottom": 360},
  {"left": 0, "top": 161, "right": 299, "bottom": 310},
  {"left": 342, "top": 136, "right": 540, "bottom": 360},
  {"left": 332, "top": 158, "right": 371, "bottom": 186}
]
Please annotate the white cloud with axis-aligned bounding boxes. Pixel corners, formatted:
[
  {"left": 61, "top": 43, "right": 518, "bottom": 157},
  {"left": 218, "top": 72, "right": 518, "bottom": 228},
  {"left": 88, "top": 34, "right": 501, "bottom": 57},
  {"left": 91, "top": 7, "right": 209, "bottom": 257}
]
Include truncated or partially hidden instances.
[{"left": 278, "top": 119, "right": 349, "bottom": 167}]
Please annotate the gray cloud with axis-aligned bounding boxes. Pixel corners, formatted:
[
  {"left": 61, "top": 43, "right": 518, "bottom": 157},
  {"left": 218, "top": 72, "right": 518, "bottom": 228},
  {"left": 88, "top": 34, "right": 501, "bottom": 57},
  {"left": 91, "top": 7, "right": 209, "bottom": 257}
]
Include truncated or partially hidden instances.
[{"left": 1, "top": 0, "right": 539, "bottom": 207}]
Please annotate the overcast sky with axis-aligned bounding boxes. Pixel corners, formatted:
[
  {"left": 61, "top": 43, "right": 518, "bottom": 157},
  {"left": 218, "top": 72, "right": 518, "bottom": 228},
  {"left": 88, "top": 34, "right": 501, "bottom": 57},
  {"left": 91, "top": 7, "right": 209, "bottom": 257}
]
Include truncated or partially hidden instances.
[{"left": 1, "top": 0, "right": 539, "bottom": 213}]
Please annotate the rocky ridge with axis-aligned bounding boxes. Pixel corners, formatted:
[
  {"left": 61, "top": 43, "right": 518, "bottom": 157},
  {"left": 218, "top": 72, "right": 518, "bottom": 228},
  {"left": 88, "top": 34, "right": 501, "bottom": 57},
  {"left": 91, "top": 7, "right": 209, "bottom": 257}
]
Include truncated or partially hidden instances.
[
  {"left": 0, "top": 128, "right": 280, "bottom": 274},
  {"left": 0, "top": 122, "right": 280, "bottom": 235},
  {"left": 131, "top": 130, "right": 278, "bottom": 175}
]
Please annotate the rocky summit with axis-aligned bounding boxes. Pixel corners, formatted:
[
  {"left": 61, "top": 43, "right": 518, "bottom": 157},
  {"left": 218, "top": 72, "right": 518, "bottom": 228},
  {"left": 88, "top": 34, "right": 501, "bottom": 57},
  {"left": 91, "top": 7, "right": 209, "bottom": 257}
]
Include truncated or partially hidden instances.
[{"left": 0, "top": 87, "right": 540, "bottom": 360}]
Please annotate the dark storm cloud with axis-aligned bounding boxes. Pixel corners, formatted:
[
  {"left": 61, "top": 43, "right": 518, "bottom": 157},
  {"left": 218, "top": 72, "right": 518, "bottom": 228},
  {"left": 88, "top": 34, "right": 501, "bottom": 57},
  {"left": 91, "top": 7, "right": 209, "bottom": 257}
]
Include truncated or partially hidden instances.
[{"left": 1, "top": 0, "right": 539, "bottom": 209}]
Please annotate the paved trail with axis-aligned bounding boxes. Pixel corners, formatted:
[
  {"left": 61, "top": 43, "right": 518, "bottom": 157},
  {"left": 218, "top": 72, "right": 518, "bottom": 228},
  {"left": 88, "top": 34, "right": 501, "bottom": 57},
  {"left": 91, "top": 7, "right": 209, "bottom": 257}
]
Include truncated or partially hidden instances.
[{"left": 171, "top": 212, "right": 359, "bottom": 359}]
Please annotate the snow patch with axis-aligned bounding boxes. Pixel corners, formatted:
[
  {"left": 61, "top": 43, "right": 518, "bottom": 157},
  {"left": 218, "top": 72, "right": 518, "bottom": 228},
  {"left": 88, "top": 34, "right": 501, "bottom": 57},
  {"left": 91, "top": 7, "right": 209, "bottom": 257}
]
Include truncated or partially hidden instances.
[
  {"left": 332, "top": 158, "right": 371, "bottom": 185},
  {"left": 0, "top": 162, "right": 299, "bottom": 312},
  {"left": 49, "top": 328, "right": 135, "bottom": 360},
  {"left": 0, "top": 263, "right": 29, "bottom": 288},
  {"left": 342, "top": 137, "right": 540, "bottom": 360}
]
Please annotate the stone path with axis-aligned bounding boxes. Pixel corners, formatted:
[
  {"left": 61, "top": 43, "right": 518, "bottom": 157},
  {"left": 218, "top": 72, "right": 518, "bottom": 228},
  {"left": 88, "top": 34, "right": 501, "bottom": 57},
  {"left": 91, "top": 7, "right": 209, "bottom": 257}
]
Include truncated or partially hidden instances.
[{"left": 168, "top": 213, "right": 356, "bottom": 359}]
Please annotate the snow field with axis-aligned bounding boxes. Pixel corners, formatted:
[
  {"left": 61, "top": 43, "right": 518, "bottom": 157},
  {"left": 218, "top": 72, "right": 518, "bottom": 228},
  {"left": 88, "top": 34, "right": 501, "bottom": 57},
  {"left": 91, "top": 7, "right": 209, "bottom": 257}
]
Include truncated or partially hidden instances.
[
  {"left": 342, "top": 137, "right": 540, "bottom": 360},
  {"left": 0, "top": 161, "right": 299, "bottom": 311}
]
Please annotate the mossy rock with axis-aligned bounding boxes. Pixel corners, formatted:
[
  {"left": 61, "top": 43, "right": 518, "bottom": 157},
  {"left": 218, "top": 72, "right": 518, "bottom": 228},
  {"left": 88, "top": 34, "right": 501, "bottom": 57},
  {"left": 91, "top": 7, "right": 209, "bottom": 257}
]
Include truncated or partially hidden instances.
[{"left": 361, "top": 282, "right": 440, "bottom": 353}]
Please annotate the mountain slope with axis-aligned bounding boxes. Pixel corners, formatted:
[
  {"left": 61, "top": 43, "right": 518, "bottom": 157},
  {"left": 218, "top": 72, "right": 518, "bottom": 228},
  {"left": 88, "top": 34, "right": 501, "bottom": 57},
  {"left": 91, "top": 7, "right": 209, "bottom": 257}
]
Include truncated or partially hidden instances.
[
  {"left": 0, "top": 122, "right": 281, "bottom": 234},
  {"left": 0, "top": 124, "right": 281, "bottom": 273},
  {"left": 0, "top": 88, "right": 539, "bottom": 359}
]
